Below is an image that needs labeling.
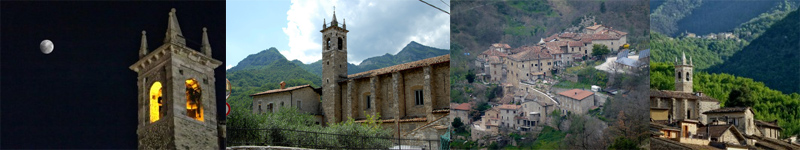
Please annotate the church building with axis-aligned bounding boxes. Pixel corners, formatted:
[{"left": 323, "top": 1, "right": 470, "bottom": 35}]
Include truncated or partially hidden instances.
[{"left": 130, "top": 8, "right": 222, "bottom": 149}]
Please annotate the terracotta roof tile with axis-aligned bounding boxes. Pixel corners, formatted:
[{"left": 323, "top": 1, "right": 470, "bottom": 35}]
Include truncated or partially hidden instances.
[
  {"left": 250, "top": 85, "right": 312, "bottom": 96},
  {"left": 586, "top": 24, "right": 603, "bottom": 30},
  {"left": 558, "top": 89, "right": 594, "bottom": 100},
  {"left": 497, "top": 104, "right": 521, "bottom": 110},
  {"left": 568, "top": 41, "right": 584, "bottom": 47},
  {"left": 650, "top": 90, "right": 720, "bottom": 102},
  {"left": 559, "top": 32, "right": 577, "bottom": 38},
  {"left": 454, "top": 103, "right": 471, "bottom": 111},
  {"left": 345, "top": 54, "right": 449, "bottom": 80},
  {"left": 509, "top": 46, "right": 554, "bottom": 61},
  {"left": 544, "top": 34, "right": 559, "bottom": 42},
  {"left": 487, "top": 56, "right": 502, "bottom": 63}
]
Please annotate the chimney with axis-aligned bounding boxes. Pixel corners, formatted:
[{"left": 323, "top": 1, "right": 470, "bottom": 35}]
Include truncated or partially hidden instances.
[{"left": 280, "top": 81, "right": 286, "bottom": 89}]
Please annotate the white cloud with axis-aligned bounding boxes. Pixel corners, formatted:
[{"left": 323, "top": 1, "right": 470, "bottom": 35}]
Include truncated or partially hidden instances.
[
  {"left": 226, "top": 65, "right": 233, "bottom": 70},
  {"left": 283, "top": 0, "right": 450, "bottom": 64}
]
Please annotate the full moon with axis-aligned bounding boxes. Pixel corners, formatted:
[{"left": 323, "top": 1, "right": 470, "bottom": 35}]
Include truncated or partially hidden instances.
[{"left": 40, "top": 39, "right": 54, "bottom": 54}]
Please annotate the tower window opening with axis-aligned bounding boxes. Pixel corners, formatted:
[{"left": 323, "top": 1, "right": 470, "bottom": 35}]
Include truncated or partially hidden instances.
[
  {"left": 186, "top": 78, "right": 204, "bottom": 121},
  {"left": 149, "top": 82, "right": 164, "bottom": 123},
  {"left": 337, "top": 37, "right": 343, "bottom": 50},
  {"left": 326, "top": 38, "right": 331, "bottom": 50}
]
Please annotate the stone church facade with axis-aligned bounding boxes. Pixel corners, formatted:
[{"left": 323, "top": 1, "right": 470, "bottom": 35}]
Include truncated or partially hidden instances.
[
  {"left": 650, "top": 52, "right": 719, "bottom": 125},
  {"left": 250, "top": 10, "right": 450, "bottom": 143},
  {"left": 130, "top": 8, "right": 222, "bottom": 149}
]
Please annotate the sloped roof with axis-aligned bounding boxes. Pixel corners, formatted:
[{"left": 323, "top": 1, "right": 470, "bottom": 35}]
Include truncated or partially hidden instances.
[
  {"left": 345, "top": 54, "right": 449, "bottom": 80},
  {"left": 509, "top": 46, "right": 553, "bottom": 61},
  {"left": 250, "top": 84, "right": 313, "bottom": 96},
  {"left": 609, "top": 29, "right": 628, "bottom": 35},
  {"left": 559, "top": 32, "right": 577, "bottom": 38},
  {"left": 703, "top": 107, "right": 751, "bottom": 114},
  {"left": 487, "top": 56, "right": 502, "bottom": 63},
  {"left": 698, "top": 125, "right": 738, "bottom": 139},
  {"left": 453, "top": 103, "right": 472, "bottom": 111},
  {"left": 639, "top": 49, "right": 651, "bottom": 58},
  {"left": 544, "top": 34, "right": 559, "bottom": 42},
  {"left": 755, "top": 120, "right": 781, "bottom": 129},
  {"left": 568, "top": 41, "right": 584, "bottom": 47},
  {"left": 558, "top": 89, "right": 594, "bottom": 100},
  {"left": 650, "top": 90, "right": 720, "bottom": 102},
  {"left": 497, "top": 104, "right": 521, "bottom": 110}
]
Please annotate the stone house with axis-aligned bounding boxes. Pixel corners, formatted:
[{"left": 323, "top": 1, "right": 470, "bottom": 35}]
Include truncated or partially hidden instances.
[
  {"left": 697, "top": 124, "right": 748, "bottom": 146},
  {"left": 703, "top": 107, "right": 758, "bottom": 137},
  {"left": 317, "top": 11, "right": 450, "bottom": 141},
  {"left": 497, "top": 104, "right": 521, "bottom": 129},
  {"left": 130, "top": 8, "right": 221, "bottom": 149},
  {"left": 755, "top": 120, "right": 782, "bottom": 140},
  {"left": 519, "top": 94, "right": 556, "bottom": 128},
  {"left": 556, "top": 89, "right": 595, "bottom": 114},
  {"left": 505, "top": 46, "right": 554, "bottom": 87},
  {"left": 250, "top": 82, "right": 323, "bottom": 125},
  {"left": 451, "top": 103, "right": 472, "bottom": 124}
]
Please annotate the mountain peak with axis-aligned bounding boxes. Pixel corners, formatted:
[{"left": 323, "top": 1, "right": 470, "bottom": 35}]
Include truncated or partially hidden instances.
[{"left": 228, "top": 47, "right": 288, "bottom": 72}]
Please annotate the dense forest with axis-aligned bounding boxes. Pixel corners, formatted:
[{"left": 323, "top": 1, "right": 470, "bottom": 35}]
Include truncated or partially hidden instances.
[
  {"left": 650, "top": 0, "right": 796, "bottom": 36},
  {"left": 712, "top": 9, "right": 800, "bottom": 94},
  {"left": 649, "top": 32, "right": 748, "bottom": 70},
  {"left": 651, "top": 62, "right": 800, "bottom": 138}
]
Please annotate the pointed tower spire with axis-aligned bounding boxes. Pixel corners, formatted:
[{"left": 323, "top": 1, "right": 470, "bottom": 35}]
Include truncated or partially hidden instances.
[
  {"left": 689, "top": 56, "right": 693, "bottom": 66},
  {"left": 202, "top": 27, "right": 211, "bottom": 56},
  {"left": 331, "top": 6, "right": 338, "bottom": 26},
  {"left": 164, "top": 8, "right": 186, "bottom": 46},
  {"left": 681, "top": 52, "right": 686, "bottom": 65},
  {"left": 140, "top": 30, "right": 148, "bottom": 58},
  {"left": 343, "top": 18, "right": 346, "bottom": 30},
  {"left": 323, "top": 18, "right": 327, "bottom": 29}
]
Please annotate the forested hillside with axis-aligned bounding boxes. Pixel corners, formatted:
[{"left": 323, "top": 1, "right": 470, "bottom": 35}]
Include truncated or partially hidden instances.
[
  {"left": 712, "top": 9, "right": 800, "bottom": 94},
  {"left": 650, "top": 0, "right": 796, "bottom": 36},
  {"left": 649, "top": 32, "right": 748, "bottom": 70},
  {"left": 651, "top": 62, "right": 800, "bottom": 138},
  {"left": 291, "top": 41, "right": 449, "bottom": 77}
]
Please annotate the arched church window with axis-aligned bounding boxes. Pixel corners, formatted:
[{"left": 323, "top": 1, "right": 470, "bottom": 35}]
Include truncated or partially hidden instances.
[
  {"left": 677, "top": 71, "right": 682, "bottom": 79},
  {"left": 258, "top": 101, "right": 262, "bottom": 114},
  {"left": 149, "top": 82, "right": 164, "bottom": 123},
  {"left": 186, "top": 78, "right": 203, "bottom": 121},
  {"left": 326, "top": 38, "right": 331, "bottom": 50},
  {"left": 337, "top": 37, "right": 343, "bottom": 50},
  {"left": 281, "top": 101, "right": 284, "bottom": 107}
]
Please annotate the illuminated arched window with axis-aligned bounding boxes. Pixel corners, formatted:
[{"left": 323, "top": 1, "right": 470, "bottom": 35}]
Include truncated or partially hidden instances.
[
  {"left": 149, "top": 82, "right": 163, "bottom": 123},
  {"left": 186, "top": 78, "right": 203, "bottom": 121}
]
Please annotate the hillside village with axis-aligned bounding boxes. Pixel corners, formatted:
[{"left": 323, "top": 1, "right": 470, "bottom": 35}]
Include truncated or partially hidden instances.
[
  {"left": 451, "top": 23, "right": 650, "bottom": 148},
  {"left": 648, "top": 53, "right": 800, "bottom": 149}
]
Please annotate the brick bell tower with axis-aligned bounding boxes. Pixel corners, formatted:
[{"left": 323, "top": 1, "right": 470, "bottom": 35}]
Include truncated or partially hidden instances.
[
  {"left": 675, "top": 52, "right": 693, "bottom": 93},
  {"left": 321, "top": 8, "right": 349, "bottom": 124},
  {"left": 129, "top": 8, "right": 222, "bottom": 149}
]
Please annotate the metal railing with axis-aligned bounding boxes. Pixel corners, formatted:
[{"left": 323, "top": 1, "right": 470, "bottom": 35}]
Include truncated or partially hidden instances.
[{"left": 227, "top": 128, "right": 441, "bottom": 149}]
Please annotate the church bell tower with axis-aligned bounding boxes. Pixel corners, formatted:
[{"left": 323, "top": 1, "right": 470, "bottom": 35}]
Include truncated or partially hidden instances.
[
  {"left": 675, "top": 52, "right": 693, "bottom": 93},
  {"left": 321, "top": 8, "right": 349, "bottom": 124},
  {"left": 130, "top": 8, "right": 222, "bottom": 149}
]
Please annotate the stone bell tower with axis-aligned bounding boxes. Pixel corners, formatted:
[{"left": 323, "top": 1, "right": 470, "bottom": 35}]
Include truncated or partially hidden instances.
[
  {"left": 675, "top": 52, "right": 693, "bottom": 93},
  {"left": 130, "top": 8, "right": 222, "bottom": 149},
  {"left": 321, "top": 8, "right": 349, "bottom": 124}
]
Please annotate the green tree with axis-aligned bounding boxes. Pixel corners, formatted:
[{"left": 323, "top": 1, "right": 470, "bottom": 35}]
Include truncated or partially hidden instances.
[
  {"left": 727, "top": 85, "right": 755, "bottom": 107},
  {"left": 466, "top": 70, "right": 476, "bottom": 83},
  {"left": 608, "top": 136, "right": 639, "bottom": 150},
  {"left": 591, "top": 44, "right": 611, "bottom": 57},
  {"left": 452, "top": 117, "right": 465, "bottom": 133}
]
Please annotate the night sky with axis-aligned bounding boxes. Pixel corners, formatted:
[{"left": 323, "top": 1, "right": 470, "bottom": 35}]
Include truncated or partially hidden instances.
[{"left": 1, "top": 1, "right": 226, "bottom": 148}]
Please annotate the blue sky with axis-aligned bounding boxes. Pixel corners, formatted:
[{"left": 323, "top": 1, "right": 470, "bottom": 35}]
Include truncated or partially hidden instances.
[{"left": 226, "top": 0, "right": 450, "bottom": 69}]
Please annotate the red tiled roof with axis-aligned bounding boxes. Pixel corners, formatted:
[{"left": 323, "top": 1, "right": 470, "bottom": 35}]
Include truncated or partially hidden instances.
[
  {"left": 558, "top": 89, "right": 594, "bottom": 100},
  {"left": 346, "top": 54, "right": 449, "bottom": 80},
  {"left": 559, "top": 32, "right": 577, "bottom": 38},
  {"left": 509, "top": 46, "right": 553, "bottom": 61},
  {"left": 610, "top": 29, "right": 628, "bottom": 35},
  {"left": 454, "top": 103, "right": 471, "bottom": 111},
  {"left": 544, "top": 34, "right": 559, "bottom": 42},
  {"left": 250, "top": 85, "right": 313, "bottom": 96},
  {"left": 487, "top": 56, "right": 502, "bottom": 63},
  {"left": 497, "top": 104, "right": 521, "bottom": 110}
]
